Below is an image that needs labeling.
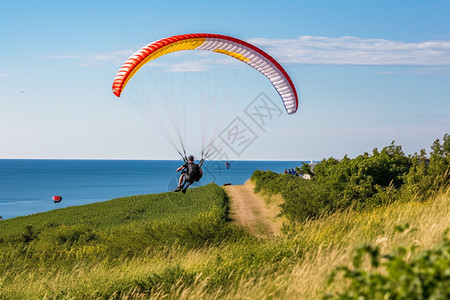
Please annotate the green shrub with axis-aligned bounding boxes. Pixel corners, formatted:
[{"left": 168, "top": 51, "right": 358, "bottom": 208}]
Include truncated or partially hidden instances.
[
  {"left": 402, "top": 134, "right": 450, "bottom": 199},
  {"left": 325, "top": 230, "right": 450, "bottom": 299},
  {"left": 251, "top": 135, "right": 449, "bottom": 223}
]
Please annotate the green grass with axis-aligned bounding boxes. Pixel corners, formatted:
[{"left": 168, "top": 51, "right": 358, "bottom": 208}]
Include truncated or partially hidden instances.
[
  {"left": 0, "top": 182, "right": 448, "bottom": 299},
  {"left": 0, "top": 182, "right": 225, "bottom": 233}
]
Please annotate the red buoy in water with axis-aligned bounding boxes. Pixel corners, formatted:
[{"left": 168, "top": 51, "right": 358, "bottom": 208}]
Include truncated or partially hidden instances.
[{"left": 53, "top": 195, "right": 62, "bottom": 203}]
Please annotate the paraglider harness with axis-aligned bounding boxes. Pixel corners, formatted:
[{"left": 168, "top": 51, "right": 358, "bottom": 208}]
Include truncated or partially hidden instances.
[
  {"left": 184, "top": 162, "right": 202, "bottom": 182},
  {"left": 179, "top": 152, "right": 204, "bottom": 184}
]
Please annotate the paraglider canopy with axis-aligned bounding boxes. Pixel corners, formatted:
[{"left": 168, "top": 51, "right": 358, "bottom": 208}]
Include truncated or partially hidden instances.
[
  {"left": 112, "top": 33, "right": 299, "bottom": 162},
  {"left": 113, "top": 33, "right": 298, "bottom": 114},
  {"left": 53, "top": 195, "right": 62, "bottom": 203}
]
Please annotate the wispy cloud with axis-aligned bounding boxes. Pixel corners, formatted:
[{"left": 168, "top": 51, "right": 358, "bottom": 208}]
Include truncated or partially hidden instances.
[
  {"left": 0, "top": 73, "right": 15, "bottom": 77},
  {"left": 45, "top": 49, "right": 240, "bottom": 71},
  {"left": 247, "top": 36, "right": 450, "bottom": 66},
  {"left": 45, "top": 50, "right": 135, "bottom": 67},
  {"left": 149, "top": 56, "right": 243, "bottom": 72},
  {"left": 154, "top": 60, "right": 211, "bottom": 72},
  {"left": 47, "top": 36, "right": 450, "bottom": 71}
]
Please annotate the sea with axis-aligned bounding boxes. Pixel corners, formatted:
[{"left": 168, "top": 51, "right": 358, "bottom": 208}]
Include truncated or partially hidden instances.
[{"left": 0, "top": 159, "right": 306, "bottom": 220}]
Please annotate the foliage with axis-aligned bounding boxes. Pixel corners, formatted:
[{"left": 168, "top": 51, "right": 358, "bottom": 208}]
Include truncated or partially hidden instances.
[
  {"left": 0, "top": 136, "right": 449, "bottom": 299},
  {"left": 402, "top": 134, "right": 450, "bottom": 199},
  {"left": 298, "top": 162, "right": 314, "bottom": 176},
  {"left": 251, "top": 134, "right": 449, "bottom": 223},
  {"left": 325, "top": 230, "right": 450, "bottom": 299},
  {"left": 0, "top": 178, "right": 291, "bottom": 299},
  {"left": 1, "top": 188, "right": 447, "bottom": 299}
]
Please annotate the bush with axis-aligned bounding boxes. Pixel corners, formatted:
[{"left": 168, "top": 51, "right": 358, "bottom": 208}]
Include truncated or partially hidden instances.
[
  {"left": 251, "top": 135, "right": 449, "bottom": 223},
  {"left": 402, "top": 134, "right": 450, "bottom": 199},
  {"left": 325, "top": 230, "right": 450, "bottom": 299}
]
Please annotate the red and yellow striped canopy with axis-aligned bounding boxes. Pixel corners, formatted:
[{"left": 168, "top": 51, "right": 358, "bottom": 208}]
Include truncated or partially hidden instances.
[{"left": 112, "top": 33, "right": 298, "bottom": 114}]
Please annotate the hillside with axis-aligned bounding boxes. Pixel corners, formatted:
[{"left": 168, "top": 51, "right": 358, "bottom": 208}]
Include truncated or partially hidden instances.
[
  {"left": 0, "top": 183, "right": 448, "bottom": 299},
  {"left": 0, "top": 136, "right": 448, "bottom": 299}
]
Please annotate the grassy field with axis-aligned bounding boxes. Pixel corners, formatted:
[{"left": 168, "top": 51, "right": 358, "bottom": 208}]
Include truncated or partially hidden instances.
[{"left": 0, "top": 179, "right": 448, "bottom": 299}]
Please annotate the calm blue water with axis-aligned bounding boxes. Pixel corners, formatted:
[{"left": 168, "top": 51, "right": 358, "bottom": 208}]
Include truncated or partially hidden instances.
[{"left": 0, "top": 159, "right": 304, "bottom": 219}]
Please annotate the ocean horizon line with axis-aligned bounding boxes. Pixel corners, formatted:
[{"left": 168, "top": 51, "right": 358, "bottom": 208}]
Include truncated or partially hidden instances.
[{"left": 0, "top": 157, "right": 320, "bottom": 162}]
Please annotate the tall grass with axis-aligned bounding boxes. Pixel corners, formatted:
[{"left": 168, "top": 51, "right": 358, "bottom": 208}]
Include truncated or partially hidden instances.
[
  {"left": 0, "top": 183, "right": 248, "bottom": 299},
  {"left": 0, "top": 184, "right": 448, "bottom": 298}
]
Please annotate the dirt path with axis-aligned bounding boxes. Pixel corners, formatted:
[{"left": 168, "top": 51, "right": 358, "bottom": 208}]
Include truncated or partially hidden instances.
[{"left": 222, "top": 182, "right": 282, "bottom": 238}]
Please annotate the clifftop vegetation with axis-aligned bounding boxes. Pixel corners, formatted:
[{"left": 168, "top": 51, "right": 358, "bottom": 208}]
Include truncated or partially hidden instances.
[
  {"left": 252, "top": 134, "right": 449, "bottom": 223},
  {"left": 0, "top": 135, "right": 448, "bottom": 299}
]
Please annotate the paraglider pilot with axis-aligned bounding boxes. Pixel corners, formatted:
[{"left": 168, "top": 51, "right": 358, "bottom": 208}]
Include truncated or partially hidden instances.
[{"left": 174, "top": 155, "right": 203, "bottom": 194}]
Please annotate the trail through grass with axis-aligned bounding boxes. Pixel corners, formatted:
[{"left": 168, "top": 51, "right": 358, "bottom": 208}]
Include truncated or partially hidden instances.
[
  {"left": 0, "top": 183, "right": 448, "bottom": 299},
  {"left": 223, "top": 180, "right": 282, "bottom": 238}
]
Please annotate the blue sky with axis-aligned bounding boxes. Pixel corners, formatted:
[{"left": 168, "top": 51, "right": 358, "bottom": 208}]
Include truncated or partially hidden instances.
[{"left": 1, "top": 0, "right": 449, "bottom": 160}]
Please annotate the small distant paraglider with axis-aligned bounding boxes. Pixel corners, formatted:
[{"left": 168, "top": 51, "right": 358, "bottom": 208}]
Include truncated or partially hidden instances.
[
  {"left": 53, "top": 195, "right": 62, "bottom": 203},
  {"left": 225, "top": 162, "right": 231, "bottom": 169}
]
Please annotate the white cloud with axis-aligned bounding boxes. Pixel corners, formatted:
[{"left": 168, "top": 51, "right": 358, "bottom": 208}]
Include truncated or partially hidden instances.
[
  {"left": 159, "top": 60, "right": 210, "bottom": 72},
  {"left": 49, "top": 36, "right": 450, "bottom": 69},
  {"left": 148, "top": 57, "right": 243, "bottom": 72},
  {"left": 48, "top": 49, "right": 237, "bottom": 70},
  {"left": 78, "top": 50, "right": 136, "bottom": 67},
  {"left": 45, "top": 50, "right": 135, "bottom": 67},
  {"left": 247, "top": 36, "right": 450, "bottom": 66}
]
